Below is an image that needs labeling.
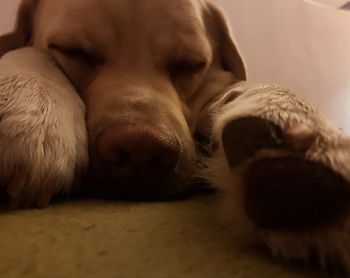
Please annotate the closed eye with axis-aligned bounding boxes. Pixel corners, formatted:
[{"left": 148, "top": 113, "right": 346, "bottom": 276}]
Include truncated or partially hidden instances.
[
  {"left": 169, "top": 60, "right": 207, "bottom": 76},
  {"left": 48, "top": 44, "right": 100, "bottom": 68}
]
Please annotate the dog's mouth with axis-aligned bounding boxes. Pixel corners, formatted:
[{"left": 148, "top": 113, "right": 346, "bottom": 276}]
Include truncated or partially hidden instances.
[{"left": 81, "top": 154, "right": 201, "bottom": 201}]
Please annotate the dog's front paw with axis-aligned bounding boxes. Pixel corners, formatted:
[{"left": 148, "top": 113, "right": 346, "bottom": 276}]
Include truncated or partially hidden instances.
[
  {"left": 205, "top": 83, "right": 350, "bottom": 272},
  {"left": 222, "top": 116, "right": 350, "bottom": 231},
  {"left": 0, "top": 48, "right": 88, "bottom": 208}
]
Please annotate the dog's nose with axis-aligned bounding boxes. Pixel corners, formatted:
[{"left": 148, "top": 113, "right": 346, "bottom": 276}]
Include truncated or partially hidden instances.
[{"left": 97, "top": 123, "right": 180, "bottom": 186}]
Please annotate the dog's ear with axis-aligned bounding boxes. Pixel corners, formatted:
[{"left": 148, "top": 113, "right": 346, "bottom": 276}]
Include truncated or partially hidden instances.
[
  {"left": 0, "top": 0, "right": 38, "bottom": 57},
  {"left": 204, "top": 1, "right": 246, "bottom": 81}
]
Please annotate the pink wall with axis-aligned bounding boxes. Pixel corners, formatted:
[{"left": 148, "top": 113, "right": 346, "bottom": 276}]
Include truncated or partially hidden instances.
[
  {"left": 1, "top": 0, "right": 350, "bottom": 133},
  {"left": 216, "top": 0, "right": 350, "bottom": 133},
  {"left": 0, "top": 0, "right": 21, "bottom": 34}
]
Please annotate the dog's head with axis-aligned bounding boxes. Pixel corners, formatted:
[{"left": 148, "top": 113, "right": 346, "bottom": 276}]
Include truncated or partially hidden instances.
[{"left": 0, "top": 0, "right": 246, "bottom": 199}]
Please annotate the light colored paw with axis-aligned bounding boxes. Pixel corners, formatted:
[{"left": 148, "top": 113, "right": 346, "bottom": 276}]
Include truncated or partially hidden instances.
[
  {"left": 201, "top": 82, "right": 350, "bottom": 273},
  {"left": 0, "top": 48, "right": 88, "bottom": 208}
]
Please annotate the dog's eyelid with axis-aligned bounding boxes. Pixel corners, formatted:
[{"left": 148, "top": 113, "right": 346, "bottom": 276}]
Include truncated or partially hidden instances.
[
  {"left": 48, "top": 43, "right": 104, "bottom": 66},
  {"left": 49, "top": 43, "right": 89, "bottom": 57},
  {"left": 169, "top": 59, "right": 207, "bottom": 74}
]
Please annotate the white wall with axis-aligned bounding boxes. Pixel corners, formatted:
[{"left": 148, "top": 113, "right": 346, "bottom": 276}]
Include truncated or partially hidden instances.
[{"left": 1, "top": 0, "right": 350, "bottom": 133}]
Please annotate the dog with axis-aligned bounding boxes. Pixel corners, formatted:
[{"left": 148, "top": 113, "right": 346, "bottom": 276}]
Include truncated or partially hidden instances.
[
  {"left": 1, "top": 0, "right": 350, "bottom": 273},
  {"left": 0, "top": 0, "right": 246, "bottom": 201}
]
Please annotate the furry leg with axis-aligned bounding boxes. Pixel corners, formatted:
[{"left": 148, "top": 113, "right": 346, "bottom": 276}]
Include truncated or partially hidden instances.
[{"left": 0, "top": 48, "right": 88, "bottom": 208}]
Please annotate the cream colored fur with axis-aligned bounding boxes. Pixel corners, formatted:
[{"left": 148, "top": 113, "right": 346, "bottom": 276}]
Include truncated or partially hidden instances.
[{"left": 0, "top": 48, "right": 88, "bottom": 207}]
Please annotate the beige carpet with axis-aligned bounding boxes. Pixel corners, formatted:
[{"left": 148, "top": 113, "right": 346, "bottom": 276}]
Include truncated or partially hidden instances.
[{"left": 0, "top": 195, "right": 327, "bottom": 278}]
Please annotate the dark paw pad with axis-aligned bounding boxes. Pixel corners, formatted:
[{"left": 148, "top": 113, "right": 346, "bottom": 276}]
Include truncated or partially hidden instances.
[
  {"left": 222, "top": 116, "right": 350, "bottom": 230},
  {"left": 222, "top": 117, "right": 286, "bottom": 167},
  {"left": 244, "top": 157, "right": 350, "bottom": 230}
]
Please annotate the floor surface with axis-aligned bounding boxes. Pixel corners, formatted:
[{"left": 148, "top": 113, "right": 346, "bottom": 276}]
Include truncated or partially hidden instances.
[{"left": 0, "top": 195, "right": 326, "bottom": 278}]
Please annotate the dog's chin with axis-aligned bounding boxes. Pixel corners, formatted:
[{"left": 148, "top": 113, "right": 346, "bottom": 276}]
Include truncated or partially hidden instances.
[
  {"left": 81, "top": 156, "right": 200, "bottom": 201},
  {"left": 82, "top": 179, "right": 197, "bottom": 201}
]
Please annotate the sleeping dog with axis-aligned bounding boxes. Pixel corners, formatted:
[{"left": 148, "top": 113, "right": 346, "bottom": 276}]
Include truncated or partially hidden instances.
[{"left": 1, "top": 0, "right": 350, "bottom": 273}]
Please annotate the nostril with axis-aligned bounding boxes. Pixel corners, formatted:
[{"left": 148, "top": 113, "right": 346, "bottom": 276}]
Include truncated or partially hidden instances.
[
  {"left": 151, "top": 151, "right": 179, "bottom": 170},
  {"left": 96, "top": 122, "right": 181, "bottom": 187},
  {"left": 116, "top": 149, "right": 131, "bottom": 166},
  {"left": 151, "top": 154, "right": 165, "bottom": 169}
]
